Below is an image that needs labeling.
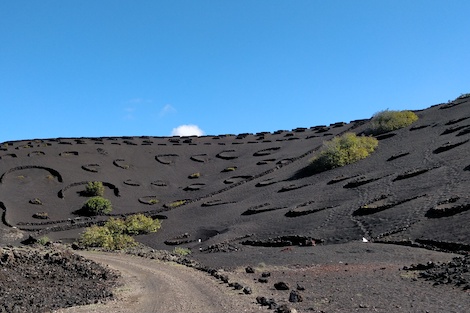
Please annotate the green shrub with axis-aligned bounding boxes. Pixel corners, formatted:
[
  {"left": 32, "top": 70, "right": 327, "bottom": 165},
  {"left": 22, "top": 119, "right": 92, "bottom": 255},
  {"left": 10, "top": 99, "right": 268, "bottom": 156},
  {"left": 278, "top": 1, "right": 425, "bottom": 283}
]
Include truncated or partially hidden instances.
[
  {"left": 123, "top": 214, "right": 161, "bottom": 235},
  {"left": 173, "top": 247, "right": 191, "bottom": 256},
  {"left": 82, "top": 196, "right": 112, "bottom": 215},
  {"left": 104, "top": 217, "right": 127, "bottom": 235},
  {"left": 110, "top": 233, "right": 137, "bottom": 250},
  {"left": 79, "top": 225, "right": 114, "bottom": 249},
  {"left": 166, "top": 200, "right": 187, "bottom": 208},
  {"left": 80, "top": 214, "right": 160, "bottom": 250},
  {"left": 222, "top": 167, "right": 237, "bottom": 172},
  {"left": 32, "top": 212, "right": 49, "bottom": 219},
  {"left": 29, "top": 198, "right": 42, "bottom": 205},
  {"left": 369, "top": 110, "right": 418, "bottom": 135},
  {"left": 105, "top": 214, "right": 161, "bottom": 235},
  {"left": 85, "top": 181, "right": 104, "bottom": 197},
  {"left": 79, "top": 224, "right": 136, "bottom": 250},
  {"left": 37, "top": 236, "right": 50, "bottom": 245},
  {"left": 188, "top": 172, "right": 200, "bottom": 179},
  {"left": 148, "top": 198, "right": 159, "bottom": 204},
  {"left": 310, "top": 132, "right": 378, "bottom": 171}
]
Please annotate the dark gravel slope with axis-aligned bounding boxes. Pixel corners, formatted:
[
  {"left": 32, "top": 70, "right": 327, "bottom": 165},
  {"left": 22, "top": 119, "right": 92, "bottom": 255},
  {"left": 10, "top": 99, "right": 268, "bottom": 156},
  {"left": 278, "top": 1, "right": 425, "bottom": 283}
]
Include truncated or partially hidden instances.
[{"left": 1, "top": 94, "right": 470, "bottom": 312}]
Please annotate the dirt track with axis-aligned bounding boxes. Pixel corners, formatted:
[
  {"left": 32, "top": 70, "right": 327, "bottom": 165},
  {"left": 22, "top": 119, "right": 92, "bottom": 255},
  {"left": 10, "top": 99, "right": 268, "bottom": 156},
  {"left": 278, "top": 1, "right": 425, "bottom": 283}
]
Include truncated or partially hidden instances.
[
  {"left": 55, "top": 251, "right": 261, "bottom": 313},
  {"left": 55, "top": 246, "right": 470, "bottom": 313}
]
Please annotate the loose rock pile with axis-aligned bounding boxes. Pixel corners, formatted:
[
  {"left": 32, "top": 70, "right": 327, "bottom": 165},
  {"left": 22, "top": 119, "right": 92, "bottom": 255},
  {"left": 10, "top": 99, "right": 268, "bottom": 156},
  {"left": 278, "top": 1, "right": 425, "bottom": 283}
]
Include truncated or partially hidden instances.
[
  {"left": 404, "top": 255, "right": 470, "bottom": 289},
  {"left": 0, "top": 245, "right": 119, "bottom": 313}
]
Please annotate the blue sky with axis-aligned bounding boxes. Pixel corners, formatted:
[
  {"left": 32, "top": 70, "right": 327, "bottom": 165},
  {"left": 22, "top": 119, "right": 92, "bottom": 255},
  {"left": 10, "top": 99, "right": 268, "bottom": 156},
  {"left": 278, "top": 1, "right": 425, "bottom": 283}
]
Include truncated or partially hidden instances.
[{"left": 1, "top": 1, "right": 469, "bottom": 142}]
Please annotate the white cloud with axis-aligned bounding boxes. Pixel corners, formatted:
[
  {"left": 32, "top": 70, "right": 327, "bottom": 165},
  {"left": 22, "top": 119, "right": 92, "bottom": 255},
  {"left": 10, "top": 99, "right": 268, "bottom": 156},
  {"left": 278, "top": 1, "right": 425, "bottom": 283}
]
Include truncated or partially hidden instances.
[
  {"left": 159, "top": 104, "right": 177, "bottom": 117},
  {"left": 171, "top": 124, "right": 204, "bottom": 137}
]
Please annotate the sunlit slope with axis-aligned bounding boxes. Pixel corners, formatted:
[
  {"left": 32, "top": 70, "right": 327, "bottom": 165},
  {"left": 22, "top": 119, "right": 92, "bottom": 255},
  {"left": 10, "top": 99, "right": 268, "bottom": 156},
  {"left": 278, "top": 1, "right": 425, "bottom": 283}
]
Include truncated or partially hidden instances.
[{"left": 1, "top": 95, "right": 469, "bottom": 252}]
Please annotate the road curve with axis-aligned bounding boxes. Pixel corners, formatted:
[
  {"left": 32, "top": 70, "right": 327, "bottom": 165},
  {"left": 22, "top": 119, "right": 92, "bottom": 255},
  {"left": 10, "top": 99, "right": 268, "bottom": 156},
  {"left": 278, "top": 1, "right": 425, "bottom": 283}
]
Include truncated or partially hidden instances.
[{"left": 54, "top": 251, "right": 261, "bottom": 313}]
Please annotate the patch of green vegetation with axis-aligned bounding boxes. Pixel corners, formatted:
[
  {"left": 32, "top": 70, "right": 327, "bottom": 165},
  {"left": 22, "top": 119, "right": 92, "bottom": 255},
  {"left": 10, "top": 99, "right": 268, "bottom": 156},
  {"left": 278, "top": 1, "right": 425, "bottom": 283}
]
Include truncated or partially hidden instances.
[
  {"left": 368, "top": 110, "right": 418, "bottom": 135},
  {"left": 173, "top": 247, "right": 191, "bottom": 256},
  {"left": 167, "top": 200, "right": 187, "bottom": 208},
  {"left": 119, "top": 214, "right": 161, "bottom": 235},
  {"left": 104, "top": 217, "right": 127, "bottom": 235},
  {"left": 188, "top": 172, "right": 201, "bottom": 179},
  {"left": 79, "top": 225, "right": 117, "bottom": 249},
  {"left": 33, "top": 212, "right": 49, "bottom": 219},
  {"left": 223, "top": 167, "right": 237, "bottom": 172},
  {"left": 85, "top": 181, "right": 105, "bottom": 197},
  {"left": 79, "top": 214, "right": 161, "bottom": 250},
  {"left": 37, "top": 236, "right": 51, "bottom": 246},
  {"left": 309, "top": 132, "right": 378, "bottom": 172},
  {"left": 148, "top": 198, "right": 159, "bottom": 205},
  {"left": 82, "top": 196, "right": 112, "bottom": 215},
  {"left": 30, "top": 198, "right": 43, "bottom": 205}
]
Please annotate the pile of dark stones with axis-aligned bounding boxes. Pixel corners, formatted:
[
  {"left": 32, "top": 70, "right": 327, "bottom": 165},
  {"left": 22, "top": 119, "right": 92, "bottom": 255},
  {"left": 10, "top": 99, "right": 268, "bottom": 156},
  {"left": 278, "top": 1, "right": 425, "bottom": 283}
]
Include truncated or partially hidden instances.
[
  {"left": 404, "top": 255, "right": 470, "bottom": 289},
  {"left": 0, "top": 245, "right": 119, "bottom": 313}
]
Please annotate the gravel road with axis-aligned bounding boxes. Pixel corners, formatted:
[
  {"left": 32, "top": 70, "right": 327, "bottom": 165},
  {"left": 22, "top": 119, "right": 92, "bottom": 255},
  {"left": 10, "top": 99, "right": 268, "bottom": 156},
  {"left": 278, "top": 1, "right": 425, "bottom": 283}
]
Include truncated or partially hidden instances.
[{"left": 55, "top": 251, "right": 262, "bottom": 313}]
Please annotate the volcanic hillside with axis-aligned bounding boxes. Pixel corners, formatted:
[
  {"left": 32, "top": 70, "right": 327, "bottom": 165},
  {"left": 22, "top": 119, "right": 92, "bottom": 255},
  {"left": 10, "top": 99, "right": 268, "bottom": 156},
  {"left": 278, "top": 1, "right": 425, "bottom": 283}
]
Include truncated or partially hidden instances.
[{"left": 1, "top": 95, "right": 470, "bottom": 262}]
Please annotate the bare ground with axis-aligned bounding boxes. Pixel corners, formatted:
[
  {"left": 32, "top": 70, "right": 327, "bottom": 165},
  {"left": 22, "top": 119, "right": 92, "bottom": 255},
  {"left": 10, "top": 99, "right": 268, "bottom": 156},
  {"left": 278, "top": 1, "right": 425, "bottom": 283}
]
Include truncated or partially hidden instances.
[
  {"left": 57, "top": 243, "right": 470, "bottom": 313},
  {"left": 55, "top": 251, "right": 262, "bottom": 313}
]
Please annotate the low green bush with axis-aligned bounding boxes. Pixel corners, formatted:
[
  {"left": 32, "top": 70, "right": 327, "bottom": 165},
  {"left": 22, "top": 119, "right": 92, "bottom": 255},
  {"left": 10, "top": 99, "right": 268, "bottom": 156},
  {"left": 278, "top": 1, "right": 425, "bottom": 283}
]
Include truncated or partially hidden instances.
[
  {"left": 29, "top": 198, "right": 43, "bottom": 205},
  {"left": 105, "top": 214, "right": 161, "bottom": 236},
  {"left": 148, "top": 198, "right": 159, "bottom": 205},
  {"left": 123, "top": 214, "right": 161, "bottom": 235},
  {"left": 82, "top": 196, "right": 112, "bottom": 215},
  {"left": 110, "top": 233, "right": 137, "bottom": 250},
  {"left": 37, "top": 236, "right": 51, "bottom": 246},
  {"left": 80, "top": 214, "right": 161, "bottom": 250},
  {"left": 79, "top": 224, "right": 137, "bottom": 250},
  {"left": 85, "top": 181, "right": 104, "bottom": 197},
  {"left": 166, "top": 200, "right": 187, "bottom": 208},
  {"left": 32, "top": 212, "right": 49, "bottom": 219},
  {"left": 104, "top": 217, "right": 127, "bottom": 235},
  {"left": 79, "top": 225, "right": 115, "bottom": 249},
  {"left": 188, "top": 172, "right": 201, "bottom": 179},
  {"left": 310, "top": 132, "right": 378, "bottom": 171},
  {"left": 173, "top": 247, "right": 191, "bottom": 256},
  {"left": 222, "top": 167, "right": 237, "bottom": 172},
  {"left": 369, "top": 110, "right": 418, "bottom": 135}
]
